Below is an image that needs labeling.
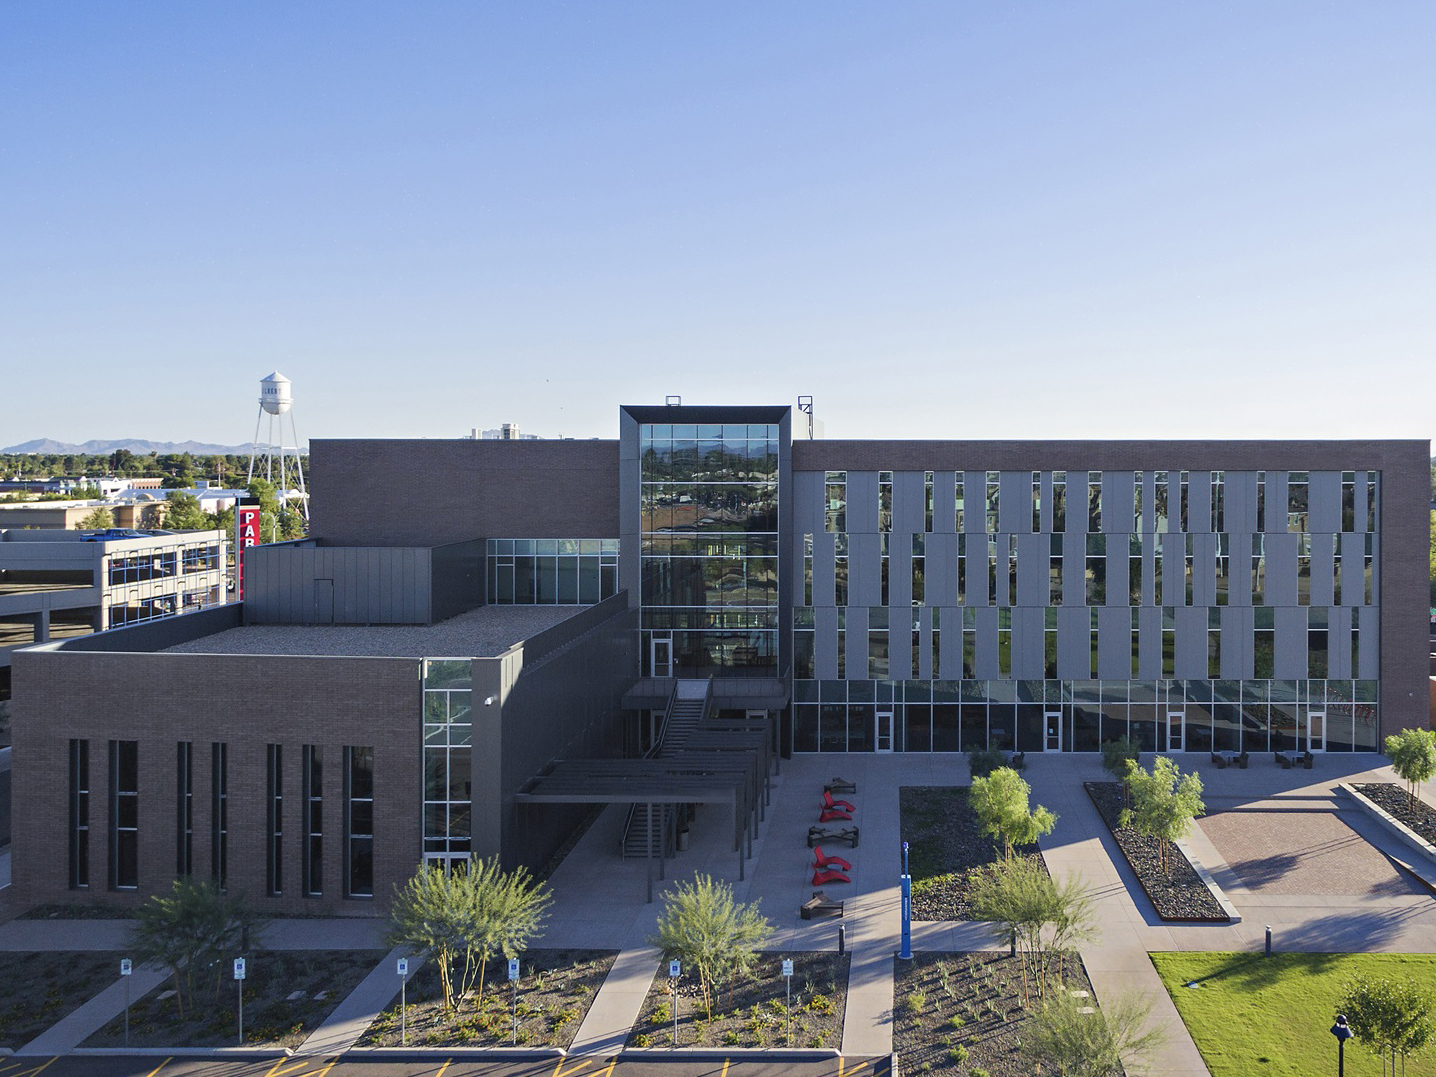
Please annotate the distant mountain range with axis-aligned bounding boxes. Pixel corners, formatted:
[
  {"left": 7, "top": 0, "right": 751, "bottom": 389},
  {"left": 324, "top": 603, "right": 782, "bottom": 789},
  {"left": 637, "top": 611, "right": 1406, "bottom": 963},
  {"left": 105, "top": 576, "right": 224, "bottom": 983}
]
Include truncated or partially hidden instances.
[{"left": 2, "top": 438, "right": 264, "bottom": 455}]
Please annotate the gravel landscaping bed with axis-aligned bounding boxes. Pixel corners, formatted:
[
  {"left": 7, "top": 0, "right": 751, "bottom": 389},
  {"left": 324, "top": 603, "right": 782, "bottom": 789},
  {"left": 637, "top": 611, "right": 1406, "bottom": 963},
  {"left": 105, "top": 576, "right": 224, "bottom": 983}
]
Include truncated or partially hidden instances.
[
  {"left": 1354, "top": 782, "right": 1436, "bottom": 843},
  {"left": 626, "top": 952, "right": 848, "bottom": 1049},
  {"left": 893, "top": 951, "right": 1108, "bottom": 1076},
  {"left": 357, "top": 949, "right": 615, "bottom": 1048},
  {"left": 86, "top": 949, "right": 385, "bottom": 1049},
  {"left": 902, "top": 786, "right": 1046, "bottom": 921},
  {"left": 0, "top": 951, "right": 121, "bottom": 1049},
  {"left": 1085, "top": 782, "right": 1227, "bottom": 922}
]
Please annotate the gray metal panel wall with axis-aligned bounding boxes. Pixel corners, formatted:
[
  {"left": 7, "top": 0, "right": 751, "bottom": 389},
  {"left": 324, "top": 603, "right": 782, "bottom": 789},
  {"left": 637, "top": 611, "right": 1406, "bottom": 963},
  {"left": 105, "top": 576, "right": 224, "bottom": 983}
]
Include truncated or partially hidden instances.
[
  {"left": 893, "top": 471, "right": 925, "bottom": 535},
  {"left": 431, "top": 539, "right": 484, "bottom": 622}
]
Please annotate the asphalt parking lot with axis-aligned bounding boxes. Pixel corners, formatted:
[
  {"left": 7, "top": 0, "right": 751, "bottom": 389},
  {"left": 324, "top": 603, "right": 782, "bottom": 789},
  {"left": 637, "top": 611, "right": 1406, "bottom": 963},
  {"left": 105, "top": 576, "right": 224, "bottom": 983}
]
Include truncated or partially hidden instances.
[{"left": 0, "top": 1055, "right": 893, "bottom": 1077}]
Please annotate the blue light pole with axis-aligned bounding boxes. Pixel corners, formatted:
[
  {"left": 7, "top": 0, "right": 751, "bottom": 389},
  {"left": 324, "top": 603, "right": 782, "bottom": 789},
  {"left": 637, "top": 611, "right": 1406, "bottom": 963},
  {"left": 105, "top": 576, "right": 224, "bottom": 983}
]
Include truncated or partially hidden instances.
[
  {"left": 1331, "top": 1015, "right": 1353, "bottom": 1077},
  {"left": 899, "top": 840, "right": 913, "bottom": 961}
]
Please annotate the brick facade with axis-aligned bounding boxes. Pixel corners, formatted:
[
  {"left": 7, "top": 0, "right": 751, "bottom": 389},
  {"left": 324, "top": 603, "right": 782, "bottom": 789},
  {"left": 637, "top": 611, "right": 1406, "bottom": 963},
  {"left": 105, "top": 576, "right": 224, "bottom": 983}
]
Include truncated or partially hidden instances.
[{"left": 11, "top": 650, "right": 422, "bottom": 915}]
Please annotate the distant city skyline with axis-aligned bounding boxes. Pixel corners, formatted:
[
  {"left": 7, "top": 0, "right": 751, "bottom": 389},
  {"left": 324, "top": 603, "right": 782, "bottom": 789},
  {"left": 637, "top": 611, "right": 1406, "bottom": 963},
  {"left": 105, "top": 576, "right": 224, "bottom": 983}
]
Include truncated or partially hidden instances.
[{"left": 2, "top": 3, "right": 1432, "bottom": 446}]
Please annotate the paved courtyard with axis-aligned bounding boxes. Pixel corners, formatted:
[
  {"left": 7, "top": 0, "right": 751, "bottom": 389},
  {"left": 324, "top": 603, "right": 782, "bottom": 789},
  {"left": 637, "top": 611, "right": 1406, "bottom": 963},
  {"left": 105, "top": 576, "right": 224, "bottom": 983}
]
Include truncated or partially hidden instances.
[
  {"left": 1, "top": 747, "right": 1434, "bottom": 1076},
  {"left": 1201, "top": 807, "right": 1423, "bottom": 896}
]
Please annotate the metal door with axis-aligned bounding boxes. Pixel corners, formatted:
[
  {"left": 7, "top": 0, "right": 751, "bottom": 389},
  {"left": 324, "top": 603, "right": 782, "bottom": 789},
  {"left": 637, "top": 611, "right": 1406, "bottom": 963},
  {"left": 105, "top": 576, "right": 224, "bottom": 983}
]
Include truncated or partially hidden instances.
[
  {"left": 650, "top": 636, "right": 673, "bottom": 678},
  {"left": 875, "top": 709, "right": 894, "bottom": 753},
  {"left": 313, "top": 579, "right": 334, "bottom": 624},
  {"left": 1307, "top": 711, "right": 1326, "bottom": 752},
  {"left": 1044, "top": 711, "right": 1061, "bottom": 752},
  {"left": 1167, "top": 710, "right": 1184, "bottom": 752}
]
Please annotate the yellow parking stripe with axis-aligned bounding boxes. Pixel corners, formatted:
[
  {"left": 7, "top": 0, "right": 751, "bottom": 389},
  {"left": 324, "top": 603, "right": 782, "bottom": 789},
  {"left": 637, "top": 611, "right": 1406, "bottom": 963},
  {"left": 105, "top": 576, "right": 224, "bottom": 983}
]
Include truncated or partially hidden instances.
[
  {"left": 142, "top": 1059, "right": 172, "bottom": 1077},
  {"left": 0, "top": 1060, "right": 58, "bottom": 1077}
]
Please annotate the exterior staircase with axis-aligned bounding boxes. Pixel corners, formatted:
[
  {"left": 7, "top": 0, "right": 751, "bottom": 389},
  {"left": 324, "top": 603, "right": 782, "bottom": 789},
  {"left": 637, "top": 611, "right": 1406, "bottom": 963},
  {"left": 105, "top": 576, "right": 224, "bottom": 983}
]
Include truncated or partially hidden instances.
[{"left": 621, "top": 678, "right": 709, "bottom": 858}]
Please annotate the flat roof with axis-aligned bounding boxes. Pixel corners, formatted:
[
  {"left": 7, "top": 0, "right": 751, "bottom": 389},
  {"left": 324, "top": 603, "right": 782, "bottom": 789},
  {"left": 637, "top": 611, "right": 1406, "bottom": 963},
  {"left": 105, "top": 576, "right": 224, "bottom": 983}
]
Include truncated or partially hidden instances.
[{"left": 162, "top": 604, "right": 580, "bottom": 659}]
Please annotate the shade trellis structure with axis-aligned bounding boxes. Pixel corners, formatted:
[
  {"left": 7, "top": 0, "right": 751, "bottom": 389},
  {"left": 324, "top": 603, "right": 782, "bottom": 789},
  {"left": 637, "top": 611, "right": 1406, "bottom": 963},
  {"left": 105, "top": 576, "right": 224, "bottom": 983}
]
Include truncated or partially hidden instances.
[{"left": 515, "top": 721, "right": 773, "bottom": 901}]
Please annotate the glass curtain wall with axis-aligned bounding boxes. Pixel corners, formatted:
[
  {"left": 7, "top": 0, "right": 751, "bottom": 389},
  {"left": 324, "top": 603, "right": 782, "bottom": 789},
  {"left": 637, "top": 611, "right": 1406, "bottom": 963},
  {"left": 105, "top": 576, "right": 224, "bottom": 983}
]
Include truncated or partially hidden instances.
[
  {"left": 422, "top": 660, "right": 473, "bottom": 864},
  {"left": 639, "top": 423, "right": 780, "bottom": 673}
]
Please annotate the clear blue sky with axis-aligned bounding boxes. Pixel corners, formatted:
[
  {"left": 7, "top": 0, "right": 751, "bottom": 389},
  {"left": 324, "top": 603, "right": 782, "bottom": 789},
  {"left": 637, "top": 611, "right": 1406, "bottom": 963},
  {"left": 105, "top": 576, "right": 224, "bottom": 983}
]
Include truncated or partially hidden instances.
[{"left": 2, "top": 2, "right": 1432, "bottom": 445}]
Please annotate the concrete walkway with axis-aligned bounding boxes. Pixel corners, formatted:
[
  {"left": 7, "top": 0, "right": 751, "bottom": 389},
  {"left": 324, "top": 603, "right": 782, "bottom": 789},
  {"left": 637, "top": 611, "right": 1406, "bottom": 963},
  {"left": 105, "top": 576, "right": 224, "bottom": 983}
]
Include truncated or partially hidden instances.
[
  {"left": 0, "top": 916, "right": 386, "bottom": 951},
  {"left": 17, "top": 964, "right": 169, "bottom": 1055},
  {"left": 298, "top": 947, "right": 417, "bottom": 1055}
]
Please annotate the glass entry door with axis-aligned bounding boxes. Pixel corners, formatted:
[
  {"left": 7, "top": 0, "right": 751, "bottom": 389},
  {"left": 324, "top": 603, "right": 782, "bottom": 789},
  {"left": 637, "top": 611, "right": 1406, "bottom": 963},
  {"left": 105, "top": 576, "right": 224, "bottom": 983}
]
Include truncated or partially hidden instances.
[
  {"left": 1306, "top": 711, "right": 1326, "bottom": 752},
  {"left": 1167, "top": 710, "right": 1184, "bottom": 752},
  {"left": 875, "top": 709, "right": 894, "bottom": 753},
  {"left": 1044, "top": 711, "right": 1061, "bottom": 752},
  {"left": 650, "top": 636, "right": 673, "bottom": 678}
]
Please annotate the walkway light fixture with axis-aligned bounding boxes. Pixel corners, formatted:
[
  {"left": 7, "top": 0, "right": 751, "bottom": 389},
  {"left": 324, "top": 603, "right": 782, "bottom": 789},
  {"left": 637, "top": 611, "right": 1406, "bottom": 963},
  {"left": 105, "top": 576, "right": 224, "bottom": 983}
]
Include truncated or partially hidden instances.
[{"left": 1331, "top": 1014, "right": 1353, "bottom": 1076}]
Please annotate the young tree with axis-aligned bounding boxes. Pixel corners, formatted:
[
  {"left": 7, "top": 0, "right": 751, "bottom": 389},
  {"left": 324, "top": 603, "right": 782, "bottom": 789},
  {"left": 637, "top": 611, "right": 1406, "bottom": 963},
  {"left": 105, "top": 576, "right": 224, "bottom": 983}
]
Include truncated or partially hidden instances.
[
  {"left": 1340, "top": 975, "right": 1434, "bottom": 1077},
  {"left": 386, "top": 858, "right": 551, "bottom": 1011},
  {"left": 1101, "top": 736, "right": 1140, "bottom": 806},
  {"left": 969, "top": 767, "right": 1057, "bottom": 861},
  {"left": 1384, "top": 729, "right": 1436, "bottom": 814},
  {"left": 1119, "top": 758, "right": 1205, "bottom": 873},
  {"left": 78, "top": 506, "right": 114, "bottom": 530},
  {"left": 968, "top": 857, "right": 1097, "bottom": 1002},
  {"left": 126, "top": 877, "right": 265, "bottom": 1018},
  {"left": 650, "top": 874, "right": 772, "bottom": 1017},
  {"left": 1021, "top": 988, "right": 1166, "bottom": 1077}
]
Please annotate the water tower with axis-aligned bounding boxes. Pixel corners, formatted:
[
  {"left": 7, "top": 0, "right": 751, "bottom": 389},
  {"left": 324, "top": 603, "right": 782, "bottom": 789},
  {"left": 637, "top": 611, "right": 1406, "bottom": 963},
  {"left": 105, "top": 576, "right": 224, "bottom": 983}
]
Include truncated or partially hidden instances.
[{"left": 246, "top": 372, "right": 308, "bottom": 519}]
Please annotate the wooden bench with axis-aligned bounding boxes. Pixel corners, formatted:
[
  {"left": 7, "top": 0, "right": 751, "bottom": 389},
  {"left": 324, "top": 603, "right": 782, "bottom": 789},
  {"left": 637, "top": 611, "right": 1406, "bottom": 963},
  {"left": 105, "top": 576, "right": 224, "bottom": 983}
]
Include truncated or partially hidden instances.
[{"left": 800, "top": 890, "right": 845, "bottom": 920}]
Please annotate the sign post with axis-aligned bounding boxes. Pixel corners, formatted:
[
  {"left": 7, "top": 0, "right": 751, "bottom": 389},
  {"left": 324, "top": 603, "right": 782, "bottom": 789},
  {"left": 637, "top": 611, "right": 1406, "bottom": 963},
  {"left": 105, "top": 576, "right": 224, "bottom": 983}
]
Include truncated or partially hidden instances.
[
  {"left": 233, "top": 958, "right": 247, "bottom": 1045},
  {"left": 669, "top": 960, "right": 681, "bottom": 1047},
  {"left": 120, "top": 959, "right": 133, "bottom": 1046},
  {"left": 396, "top": 958, "right": 409, "bottom": 1044},
  {"left": 509, "top": 958, "right": 521, "bottom": 1045},
  {"left": 782, "top": 958, "right": 794, "bottom": 1047}
]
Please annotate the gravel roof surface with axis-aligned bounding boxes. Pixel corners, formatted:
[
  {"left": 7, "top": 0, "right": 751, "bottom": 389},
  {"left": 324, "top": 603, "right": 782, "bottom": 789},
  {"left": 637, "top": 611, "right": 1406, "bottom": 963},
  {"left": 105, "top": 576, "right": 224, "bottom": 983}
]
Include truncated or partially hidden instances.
[{"left": 163, "top": 604, "right": 580, "bottom": 658}]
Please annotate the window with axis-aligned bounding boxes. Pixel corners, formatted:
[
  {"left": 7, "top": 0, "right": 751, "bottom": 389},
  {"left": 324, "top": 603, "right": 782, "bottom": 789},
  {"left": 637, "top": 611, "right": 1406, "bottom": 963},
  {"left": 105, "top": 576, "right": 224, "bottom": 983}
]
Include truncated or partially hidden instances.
[
  {"left": 486, "top": 538, "right": 619, "bottom": 605},
  {"left": 1288, "top": 472, "right": 1308, "bottom": 533},
  {"left": 345, "top": 747, "right": 374, "bottom": 899},
  {"left": 69, "top": 740, "right": 90, "bottom": 889},
  {"left": 911, "top": 534, "right": 925, "bottom": 606},
  {"left": 1087, "top": 472, "right": 1102, "bottom": 533},
  {"left": 267, "top": 744, "right": 283, "bottom": 896},
  {"left": 954, "top": 474, "right": 965, "bottom": 532},
  {"left": 878, "top": 472, "right": 893, "bottom": 533},
  {"left": 210, "top": 743, "right": 227, "bottom": 891},
  {"left": 176, "top": 742, "right": 192, "bottom": 876},
  {"left": 985, "top": 472, "right": 1000, "bottom": 533},
  {"left": 110, "top": 740, "right": 138, "bottom": 890},
  {"left": 924, "top": 472, "right": 934, "bottom": 533},
  {"left": 303, "top": 745, "right": 323, "bottom": 896},
  {"left": 825, "top": 472, "right": 847, "bottom": 532}
]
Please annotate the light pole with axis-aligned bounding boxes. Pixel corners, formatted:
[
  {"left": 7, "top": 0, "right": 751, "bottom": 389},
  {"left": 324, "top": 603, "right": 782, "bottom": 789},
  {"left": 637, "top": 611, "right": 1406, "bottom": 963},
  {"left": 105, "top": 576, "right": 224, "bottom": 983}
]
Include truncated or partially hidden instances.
[
  {"left": 1331, "top": 1014, "right": 1353, "bottom": 1076},
  {"left": 899, "top": 840, "right": 913, "bottom": 961}
]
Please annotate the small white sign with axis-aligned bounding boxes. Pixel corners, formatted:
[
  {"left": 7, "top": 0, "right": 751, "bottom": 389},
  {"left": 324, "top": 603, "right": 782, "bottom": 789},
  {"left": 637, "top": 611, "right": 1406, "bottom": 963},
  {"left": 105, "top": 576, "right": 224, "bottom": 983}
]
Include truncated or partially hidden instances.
[
  {"left": 396, "top": 958, "right": 409, "bottom": 977},
  {"left": 120, "top": 959, "right": 132, "bottom": 977},
  {"left": 782, "top": 959, "right": 794, "bottom": 978},
  {"left": 233, "top": 958, "right": 246, "bottom": 981},
  {"left": 669, "top": 959, "right": 681, "bottom": 978},
  {"left": 508, "top": 958, "right": 521, "bottom": 982}
]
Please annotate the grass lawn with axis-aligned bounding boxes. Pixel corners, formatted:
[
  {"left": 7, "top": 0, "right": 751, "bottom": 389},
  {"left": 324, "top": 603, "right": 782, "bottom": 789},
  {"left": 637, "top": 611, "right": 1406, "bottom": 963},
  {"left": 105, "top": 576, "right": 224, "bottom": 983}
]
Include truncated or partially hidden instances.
[{"left": 1152, "top": 952, "right": 1436, "bottom": 1077}]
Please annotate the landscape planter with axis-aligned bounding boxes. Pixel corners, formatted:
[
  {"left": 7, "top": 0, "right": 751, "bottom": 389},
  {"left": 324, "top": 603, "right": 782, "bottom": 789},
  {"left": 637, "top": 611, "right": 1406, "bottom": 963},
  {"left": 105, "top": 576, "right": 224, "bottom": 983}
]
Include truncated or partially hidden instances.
[
  {"left": 1084, "top": 782, "right": 1230, "bottom": 923},
  {"left": 1340, "top": 782, "right": 1436, "bottom": 867}
]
